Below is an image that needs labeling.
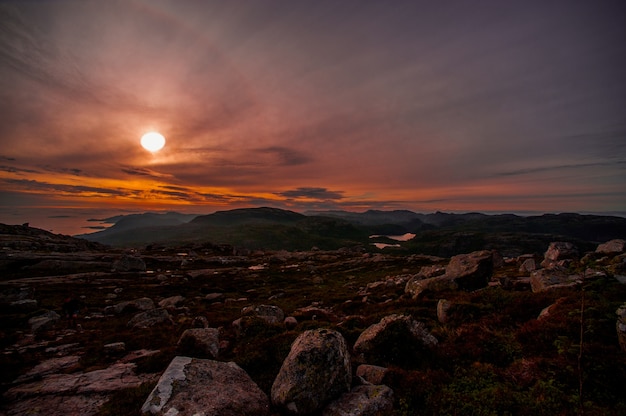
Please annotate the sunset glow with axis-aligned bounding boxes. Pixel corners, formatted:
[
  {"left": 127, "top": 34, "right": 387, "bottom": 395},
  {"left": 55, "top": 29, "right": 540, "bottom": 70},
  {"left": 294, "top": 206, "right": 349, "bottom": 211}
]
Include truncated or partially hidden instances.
[{"left": 0, "top": 1, "right": 624, "bottom": 235}]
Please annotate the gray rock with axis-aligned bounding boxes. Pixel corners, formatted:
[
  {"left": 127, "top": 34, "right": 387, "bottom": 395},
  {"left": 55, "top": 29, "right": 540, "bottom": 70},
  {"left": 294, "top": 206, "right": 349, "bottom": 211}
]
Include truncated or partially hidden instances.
[
  {"left": 241, "top": 304, "right": 285, "bottom": 324},
  {"left": 127, "top": 308, "right": 173, "bottom": 329},
  {"left": 141, "top": 356, "right": 269, "bottom": 416},
  {"left": 405, "top": 250, "right": 495, "bottom": 299},
  {"left": 596, "top": 239, "right": 626, "bottom": 254},
  {"left": 519, "top": 258, "right": 537, "bottom": 273},
  {"left": 158, "top": 295, "right": 185, "bottom": 309},
  {"left": 530, "top": 269, "right": 582, "bottom": 292},
  {"left": 29, "top": 310, "right": 61, "bottom": 333},
  {"left": 271, "top": 329, "right": 351, "bottom": 415},
  {"left": 541, "top": 242, "right": 578, "bottom": 269},
  {"left": 113, "top": 254, "right": 146, "bottom": 272},
  {"left": 177, "top": 328, "right": 220, "bottom": 359},
  {"left": 322, "top": 385, "right": 394, "bottom": 416},
  {"left": 353, "top": 314, "right": 437, "bottom": 365}
]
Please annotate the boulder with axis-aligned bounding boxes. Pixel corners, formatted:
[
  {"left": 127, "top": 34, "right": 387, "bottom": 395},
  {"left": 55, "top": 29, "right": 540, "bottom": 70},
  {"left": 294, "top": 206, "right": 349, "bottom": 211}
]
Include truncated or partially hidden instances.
[
  {"left": 127, "top": 308, "right": 173, "bottom": 329},
  {"left": 141, "top": 356, "right": 269, "bottom": 416},
  {"left": 596, "top": 239, "right": 626, "bottom": 254},
  {"left": 113, "top": 254, "right": 146, "bottom": 272},
  {"left": 541, "top": 242, "right": 578, "bottom": 269},
  {"left": 617, "top": 303, "right": 626, "bottom": 353},
  {"left": 177, "top": 328, "right": 220, "bottom": 359},
  {"left": 445, "top": 250, "right": 495, "bottom": 290},
  {"left": 530, "top": 269, "right": 582, "bottom": 292},
  {"left": 405, "top": 250, "right": 495, "bottom": 299},
  {"left": 29, "top": 310, "right": 61, "bottom": 333},
  {"left": 241, "top": 304, "right": 285, "bottom": 324},
  {"left": 519, "top": 258, "right": 537, "bottom": 273},
  {"left": 322, "top": 385, "right": 394, "bottom": 416},
  {"left": 271, "top": 329, "right": 351, "bottom": 415},
  {"left": 353, "top": 314, "right": 437, "bottom": 366}
]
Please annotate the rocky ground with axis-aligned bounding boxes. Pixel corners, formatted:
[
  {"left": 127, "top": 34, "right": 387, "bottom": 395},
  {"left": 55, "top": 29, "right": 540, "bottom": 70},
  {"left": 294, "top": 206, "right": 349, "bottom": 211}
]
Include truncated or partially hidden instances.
[{"left": 1, "top": 224, "right": 625, "bottom": 415}]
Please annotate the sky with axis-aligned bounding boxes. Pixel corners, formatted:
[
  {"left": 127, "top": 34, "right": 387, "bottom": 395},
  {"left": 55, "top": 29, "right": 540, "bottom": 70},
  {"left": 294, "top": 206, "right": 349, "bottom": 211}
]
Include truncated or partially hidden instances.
[{"left": 1, "top": 0, "right": 625, "bottom": 235}]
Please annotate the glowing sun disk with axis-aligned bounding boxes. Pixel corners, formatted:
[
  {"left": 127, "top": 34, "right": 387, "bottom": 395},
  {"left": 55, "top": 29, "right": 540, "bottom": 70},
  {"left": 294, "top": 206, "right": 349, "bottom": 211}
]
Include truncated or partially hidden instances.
[{"left": 141, "top": 132, "right": 166, "bottom": 152}]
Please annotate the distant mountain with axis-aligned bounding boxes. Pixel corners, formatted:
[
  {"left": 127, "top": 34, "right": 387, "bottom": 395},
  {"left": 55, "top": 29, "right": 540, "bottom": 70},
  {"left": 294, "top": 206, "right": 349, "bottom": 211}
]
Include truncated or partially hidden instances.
[
  {"left": 77, "top": 207, "right": 626, "bottom": 256},
  {"left": 191, "top": 207, "right": 305, "bottom": 226}
]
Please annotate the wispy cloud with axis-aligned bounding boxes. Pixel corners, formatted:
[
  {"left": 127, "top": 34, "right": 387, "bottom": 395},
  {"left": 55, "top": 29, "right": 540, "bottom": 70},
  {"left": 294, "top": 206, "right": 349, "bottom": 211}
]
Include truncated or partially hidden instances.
[{"left": 276, "top": 187, "right": 344, "bottom": 201}]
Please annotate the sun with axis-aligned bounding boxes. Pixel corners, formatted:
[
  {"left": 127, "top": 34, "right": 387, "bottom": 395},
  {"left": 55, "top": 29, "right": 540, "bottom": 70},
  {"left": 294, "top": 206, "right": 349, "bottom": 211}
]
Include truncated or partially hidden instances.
[{"left": 140, "top": 132, "right": 166, "bottom": 152}]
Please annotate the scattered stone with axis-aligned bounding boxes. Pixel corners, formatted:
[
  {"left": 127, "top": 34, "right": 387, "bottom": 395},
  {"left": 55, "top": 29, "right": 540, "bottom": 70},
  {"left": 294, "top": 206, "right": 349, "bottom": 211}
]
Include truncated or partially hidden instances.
[
  {"left": 596, "top": 239, "right": 626, "bottom": 254},
  {"left": 177, "top": 328, "right": 220, "bottom": 359},
  {"left": 127, "top": 308, "right": 173, "bottom": 329},
  {"left": 141, "top": 356, "right": 269, "bottom": 416},
  {"left": 13, "top": 355, "right": 81, "bottom": 384},
  {"left": 541, "top": 242, "right": 578, "bottom": 269},
  {"left": 356, "top": 364, "right": 388, "bottom": 385},
  {"left": 322, "top": 384, "right": 394, "bottom": 416},
  {"left": 271, "top": 329, "right": 351, "bottom": 415},
  {"left": 112, "top": 254, "right": 146, "bottom": 272}
]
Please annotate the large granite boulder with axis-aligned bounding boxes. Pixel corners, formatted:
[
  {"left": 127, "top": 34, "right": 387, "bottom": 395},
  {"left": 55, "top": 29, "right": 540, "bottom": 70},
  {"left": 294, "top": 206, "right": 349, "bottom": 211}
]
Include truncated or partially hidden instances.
[
  {"left": 28, "top": 310, "right": 61, "bottom": 333},
  {"left": 177, "top": 328, "right": 220, "bottom": 359},
  {"left": 530, "top": 269, "right": 582, "bottom": 292},
  {"left": 405, "top": 250, "right": 495, "bottom": 299},
  {"left": 445, "top": 250, "right": 496, "bottom": 289},
  {"left": 353, "top": 314, "right": 437, "bottom": 366},
  {"left": 127, "top": 308, "right": 173, "bottom": 329},
  {"left": 113, "top": 254, "right": 146, "bottom": 272},
  {"left": 158, "top": 295, "right": 185, "bottom": 310},
  {"left": 142, "top": 356, "right": 269, "bottom": 416},
  {"left": 271, "top": 329, "right": 351, "bottom": 415},
  {"left": 322, "top": 385, "right": 394, "bottom": 416},
  {"left": 596, "top": 239, "right": 626, "bottom": 254},
  {"left": 541, "top": 242, "right": 578, "bottom": 269},
  {"left": 617, "top": 303, "right": 626, "bottom": 353},
  {"left": 241, "top": 304, "right": 285, "bottom": 324}
]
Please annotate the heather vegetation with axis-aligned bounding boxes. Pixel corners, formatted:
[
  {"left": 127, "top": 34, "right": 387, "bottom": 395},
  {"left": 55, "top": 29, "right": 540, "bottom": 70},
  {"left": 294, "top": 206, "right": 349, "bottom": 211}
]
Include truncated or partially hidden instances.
[{"left": 1, "top": 216, "right": 625, "bottom": 415}]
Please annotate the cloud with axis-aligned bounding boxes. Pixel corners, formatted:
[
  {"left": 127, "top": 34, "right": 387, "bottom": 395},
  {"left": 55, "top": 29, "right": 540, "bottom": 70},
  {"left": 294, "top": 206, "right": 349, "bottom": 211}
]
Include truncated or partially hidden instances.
[
  {"left": 3, "top": 178, "right": 126, "bottom": 197},
  {"left": 257, "top": 146, "right": 313, "bottom": 166},
  {"left": 0, "top": 165, "right": 39, "bottom": 174},
  {"left": 276, "top": 187, "right": 345, "bottom": 201},
  {"left": 496, "top": 161, "right": 626, "bottom": 177}
]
